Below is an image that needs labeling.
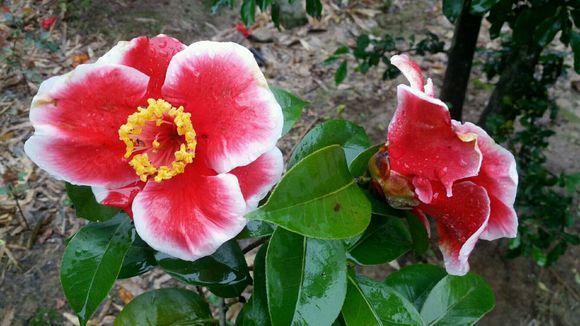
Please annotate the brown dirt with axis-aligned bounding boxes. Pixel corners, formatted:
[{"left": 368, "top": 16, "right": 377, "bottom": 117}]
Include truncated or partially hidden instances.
[{"left": 1, "top": 0, "right": 578, "bottom": 325}]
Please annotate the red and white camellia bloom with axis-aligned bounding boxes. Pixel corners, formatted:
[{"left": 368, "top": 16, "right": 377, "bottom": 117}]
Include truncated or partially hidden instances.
[
  {"left": 25, "top": 35, "right": 284, "bottom": 261},
  {"left": 370, "top": 54, "right": 518, "bottom": 275}
]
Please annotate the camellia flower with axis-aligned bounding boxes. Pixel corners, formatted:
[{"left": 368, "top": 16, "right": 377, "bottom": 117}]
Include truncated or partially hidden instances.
[
  {"left": 25, "top": 35, "right": 284, "bottom": 261},
  {"left": 370, "top": 54, "right": 518, "bottom": 275}
]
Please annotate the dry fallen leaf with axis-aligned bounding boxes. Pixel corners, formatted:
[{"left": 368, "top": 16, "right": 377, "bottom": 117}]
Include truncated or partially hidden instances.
[{"left": 118, "top": 286, "right": 134, "bottom": 305}]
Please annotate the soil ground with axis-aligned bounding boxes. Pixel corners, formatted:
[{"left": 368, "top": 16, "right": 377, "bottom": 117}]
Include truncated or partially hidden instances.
[{"left": 0, "top": 0, "right": 578, "bottom": 325}]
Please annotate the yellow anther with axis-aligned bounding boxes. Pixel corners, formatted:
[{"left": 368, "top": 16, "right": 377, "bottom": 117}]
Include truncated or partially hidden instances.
[{"left": 119, "top": 98, "right": 197, "bottom": 183}]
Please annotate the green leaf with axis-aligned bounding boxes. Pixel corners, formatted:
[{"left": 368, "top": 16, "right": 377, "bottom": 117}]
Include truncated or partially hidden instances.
[
  {"left": 442, "top": 0, "right": 463, "bottom": 23},
  {"left": 405, "top": 212, "right": 430, "bottom": 255},
  {"left": 271, "top": 87, "right": 308, "bottom": 136},
  {"left": 470, "top": 0, "right": 500, "bottom": 15},
  {"left": 65, "top": 183, "right": 119, "bottom": 222},
  {"left": 384, "top": 264, "right": 447, "bottom": 310},
  {"left": 305, "top": 0, "right": 322, "bottom": 18},
  {"left": 348, "top": 144, "right": 381, "bottom": 177},
  {"left": 247, "top": 145, "right": 371, "bottom": 239},
  {"left": 534, "top": 9, "right": 563, "bottom": 47},
  {"left": 156, "top": 240, "right": 250, "bottom": 298},
  {"left": 288, "top": 119, "right": 370, "bottom": 168},
  {"left": 335, "top": 60, "right": 347, "bottom": 85},
  {"left": 342, "top": 274, "right": 423, "bottom": 326},
  {"left": 237, "top": 220, "right": 275, "bottom": 239},
  {"left": 114, "top": 288, "right": 213, "bottom": 325},
  {"left": 241, "top": 0, "right": 256, "bottom": 26},
  {"left": 117, "top": 234, "right": 157, "bottom": 279},
  {"left": 420, "top": 273, "right": 495, "bottom": 325},
  {"left": 60, "top": 214, "right": 135, "bottom": 325},
  {"left": 348, "top": 215, "right": 412, "bottom": 265},
  {"left": 266, "top": 228, "right": 347, "bottom": 326},
  {"left": 572, "top": 30, "right": 580, "bottom": 73},
  {"left": 236, "top": 245, "right": 271, "bottom": 326}
]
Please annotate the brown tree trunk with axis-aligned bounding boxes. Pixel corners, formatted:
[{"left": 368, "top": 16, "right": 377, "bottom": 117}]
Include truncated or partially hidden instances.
[
  {"left": 440, "top": 0, "right": 482, "bottom": 121},
  {"left": 478, "top": 43, "right": 542, "bottom": 126}
]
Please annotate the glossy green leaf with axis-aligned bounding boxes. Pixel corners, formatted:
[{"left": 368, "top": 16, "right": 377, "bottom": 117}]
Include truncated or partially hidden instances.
[
  {"left": 405, "top": 212, "right": 430, "bottom": 255},
  {"left": 384, "top": 264, "right": 447, "bottom": 310},
  {"left": 470, "top": 0, "right": 500, "bottom": 14},
  {"left": 266, "top": 228, "right": 347, "bottom": 326},
  {"left": 65, "top": 183, "right": 119, "bottom": 222},
  {"left": 237, "top": 220, "right": 276, "bottom": 239},
  {"left": 420, "top": 273, "right": 495, "bottom": 325},
  {"left": 305, "top": 0, "right": 322, "bottom": 18},
  {"left": 534, "top": 9, "right": 563, "bottom": 47},
  {"left": 236, "top": 245, "right": 271, "bottom": 326},
  {"left": 156, "top": 240, "right": 250, "bottom": 298},
  {"left": 271, "top": 87, "right": 308, "bottom": 136},
  {"left": 348, "top": 215, "right": 412, "bottom": 265},
  {"left": 442, "top": 0, "right": 463, "bottom": 23},
  {"left": 61, "top": 214, "right": 135, "bottom": 325},
  {"left": 247, "top": 145, "right": 371, "bottom": 239},
  {"left": 288, "top": 119, "right": 370, "bottom": 168},
  {"left": 241, "top": 0, "right": 256, "bottom": 27},
  {"left": 335, "top": 60, "right": 347, "bottom": 85},
  {"left": 117, "top": 234, "right": 157, "bottom": 279},
  {"left": 571, "top": 30, "right": 580, "bottom": 73},
  {"left": 114, "top": 288, "right": 213, "bottom": 325},
  {"left": 349, "top": 144, "right": 381, "bottom": 178},
  {"left": 342, "top": 274, "right": 423, "bottom": 326}
]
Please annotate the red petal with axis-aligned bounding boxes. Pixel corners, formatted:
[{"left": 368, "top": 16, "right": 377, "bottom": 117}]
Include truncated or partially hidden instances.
[
  {"left": 419, "top": 181, "right": 490, "bottom": 275},
  {"left": 92, "top": 182, "right": 144, "bottom": 217},
  {"left": 162, "top": 41, "right": 283, "bottom": 173},
  {"left": 387, "top": 85, "right": 482, "bottom": 196},
  {"left": 131, "top": 165, "right": 247, "bottom": 261},
  {"left": 98, "top": 35, "right": 185, "bottom": 98},
  {"left": 412, "top": 176, "right": 433, "bottom": 204},
  {"left": 230, "top": 147, "right": 284, "bottom": 211},
  {"left": 454, "top": 122, "right": 518, "bottom": 240},
  {"left": 25, "top": 64, "right": 149, "bottom": 188},
  {"left": 390, "top": 54, "right": 425, "bottom": 92}
]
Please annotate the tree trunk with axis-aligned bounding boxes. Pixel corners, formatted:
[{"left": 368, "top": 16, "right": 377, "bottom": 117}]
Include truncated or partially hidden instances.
[
  {"left": 478, "top": 43, "right": 542, "bottom": 126},
  {"left": 440, "top": 0, "right": 482, "bottom": 121}
]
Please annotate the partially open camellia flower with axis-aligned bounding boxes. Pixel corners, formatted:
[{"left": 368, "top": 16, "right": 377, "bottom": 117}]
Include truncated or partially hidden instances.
[
  {"left": 25, "top": 35, "right": 284, "bottom": 261},
  {"left": 370, "top": 54, "right": 518, "bottom": 275}
]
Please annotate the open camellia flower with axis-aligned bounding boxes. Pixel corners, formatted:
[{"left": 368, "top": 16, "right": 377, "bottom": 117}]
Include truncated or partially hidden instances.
[
  {"left": 370, "top": 54, "right": 518, "bottom": 275},
  {"left": 25, "top": 35, "right": 284, "bottom": 261}
]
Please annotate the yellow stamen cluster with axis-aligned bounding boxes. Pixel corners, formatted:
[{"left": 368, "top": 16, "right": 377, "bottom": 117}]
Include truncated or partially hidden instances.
[{"left": 119, "top": 99, "right": 197, "bottom": 183}]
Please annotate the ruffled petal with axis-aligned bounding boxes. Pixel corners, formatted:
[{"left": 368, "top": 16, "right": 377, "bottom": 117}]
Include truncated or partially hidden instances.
[
  {"left": 162, "top": 41, "right": 283, "bottom": 174},
  {"left": 453, "top": 122, "right": 518, "bottom": 240},
  {"left": 230, "top": 147, "right": 284, "bottom": 211},
  {"left": 387, "top": 84, "right": 482, "bottom": 196},
  {"left": 92, "top": 182, "right": 144, "bottom": 217},
  {"left": 419, "top": 181, "right": 490, "bottom": 276},
  {"left": 25, "top": 64, "right": 149, "bottom": 188},
  {"left": 131, "top": 164, "right": 247, "bottom": 261},
  {"left": 97, "top": 34, "right": 185, "bottom": 98},
  {"left": 390, "top": 54, "right": 425, "bottom": 92}
]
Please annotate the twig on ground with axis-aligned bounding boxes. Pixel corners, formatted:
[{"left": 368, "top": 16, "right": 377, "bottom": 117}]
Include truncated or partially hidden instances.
[
  {"left": 242, "top": 237, "right": 269, "bottom": 254},
  {"left": 219, "top": 298, "right": 227, "bottom": 326}
]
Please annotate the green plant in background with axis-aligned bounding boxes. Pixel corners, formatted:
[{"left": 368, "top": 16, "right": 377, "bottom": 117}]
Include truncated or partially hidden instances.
[{"left": 325, "top": 32, "right": 446, "bottom": 85}]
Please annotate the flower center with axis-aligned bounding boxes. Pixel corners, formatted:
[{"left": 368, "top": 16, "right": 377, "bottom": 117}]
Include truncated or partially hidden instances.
[{"left": 119, "top": 98, "right": 197, "bottom": 183}]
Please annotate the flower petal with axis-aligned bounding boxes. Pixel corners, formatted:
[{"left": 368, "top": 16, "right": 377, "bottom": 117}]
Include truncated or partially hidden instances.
[
  {"left": 92, "top": 182, "right": 144, "bottom": 217},
  {"left": 390, "top": 54, "right": 425, "bottom": 92},
  {"left": 25, "top": 64, "right": 149, "bottom": 188},
  {"left": 412, "top": 176, "right": 433, "bottom": 204},
  {"left": 419, "top": 181, "right": 490, "bottom": 276},
  {"left": 387, "top": 84, "right": 482, "bottom": 196},
  {"left": 453, "top": 121, "right": 518, "bottom": 240},
  {"left": 162, "top": 41, "right": 283, "bottom": 173},
  {"left": 97, "top": 34, "right": 185, "bottom": 97},
  {"left": 132, "top": 165, "right": 247, "bottom": 261},
  {"left": 230, "top": 147, "right": 284, "bottom": 211}
]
